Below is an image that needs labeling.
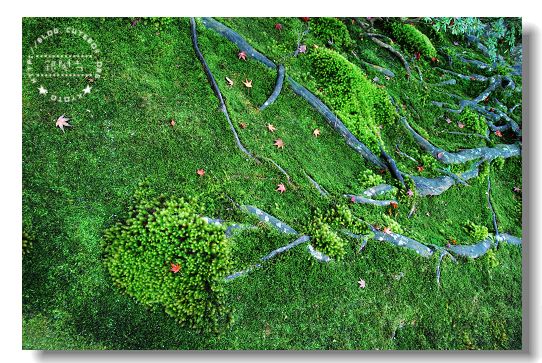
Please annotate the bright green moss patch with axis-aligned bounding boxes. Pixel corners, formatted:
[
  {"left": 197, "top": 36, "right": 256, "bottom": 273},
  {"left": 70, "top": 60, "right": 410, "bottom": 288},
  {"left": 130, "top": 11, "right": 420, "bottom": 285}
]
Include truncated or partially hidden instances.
[
  {"left": 308, "top": 47, "right": 395, "bottom": 154},
  {"left": 103, "top": 184, "right": 232, "bottom": 331},
  {"left": 388, "top": 21, "right": 437, "bottom": 59},
  {"left": 311, "top": 17, "right": 352, "bottom": 49}
]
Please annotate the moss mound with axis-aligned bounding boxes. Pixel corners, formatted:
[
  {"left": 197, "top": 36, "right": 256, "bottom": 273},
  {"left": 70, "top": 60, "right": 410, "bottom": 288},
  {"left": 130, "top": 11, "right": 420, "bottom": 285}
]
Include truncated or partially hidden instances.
[
  {"left": 308, "top": 47, "right": 395, "bottom": 153},
  {"left": 102, "top": 184, "right": 232, "bottom": 332},
  {"left": 389, "top": 21, "right": 437, "bottom": 59}
]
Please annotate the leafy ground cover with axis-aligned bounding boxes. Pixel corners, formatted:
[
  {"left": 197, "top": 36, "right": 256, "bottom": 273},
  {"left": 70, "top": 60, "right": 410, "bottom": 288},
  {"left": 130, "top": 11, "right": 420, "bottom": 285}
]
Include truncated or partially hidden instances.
[{"left": 22, "top": 17, "right": 522, "bottom": 349}]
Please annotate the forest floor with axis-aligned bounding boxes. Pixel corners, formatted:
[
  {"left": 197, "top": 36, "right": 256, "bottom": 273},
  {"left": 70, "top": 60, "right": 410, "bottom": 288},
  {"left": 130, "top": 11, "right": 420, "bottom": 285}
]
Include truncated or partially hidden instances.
[{"left": 22, "top": 17, "right": 522, "bottom": 350}]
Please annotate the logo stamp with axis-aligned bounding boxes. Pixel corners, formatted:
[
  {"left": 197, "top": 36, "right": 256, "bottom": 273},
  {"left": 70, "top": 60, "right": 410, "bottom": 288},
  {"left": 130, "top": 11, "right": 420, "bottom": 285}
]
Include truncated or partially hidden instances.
[{"left": 25, "top": 26, "right": 103, "bottom": 103}]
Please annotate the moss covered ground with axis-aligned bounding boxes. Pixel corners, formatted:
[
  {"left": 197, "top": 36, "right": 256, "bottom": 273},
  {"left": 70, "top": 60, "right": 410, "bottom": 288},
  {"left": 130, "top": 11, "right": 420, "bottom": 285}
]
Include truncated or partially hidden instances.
[{"left": 22, "top": 17, "right": 522, "bottom": 350}]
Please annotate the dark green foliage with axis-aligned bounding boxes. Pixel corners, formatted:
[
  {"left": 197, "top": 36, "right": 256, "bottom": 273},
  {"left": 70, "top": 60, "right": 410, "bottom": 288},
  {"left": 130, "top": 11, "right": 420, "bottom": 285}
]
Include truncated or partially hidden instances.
[
  {"left": 388, "top": 21, "right": 437, "bottom": 59},
  {"left": 102, "top": 184, "right": 232, "bottom": 332},
  {"left": 311, "top": 17, "right": 352, "bottom": 49},
  {"left": 308, "top": 47, "right": 395, "bottom": 153},
  {"left": 142, "top": 17, "right": 176, "bottom": 31}
]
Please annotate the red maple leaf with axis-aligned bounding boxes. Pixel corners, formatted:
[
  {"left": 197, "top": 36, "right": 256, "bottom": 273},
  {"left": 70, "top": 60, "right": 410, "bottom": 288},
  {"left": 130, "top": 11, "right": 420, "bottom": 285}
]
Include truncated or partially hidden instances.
[
  {"left": 390, "top": 201, "right": 398, "bottom": 209},
  {"left": 414, "top": 52, "right": 421, "bottom": 60},
  {"left": 170, "top": 263, "right": 181, "bottom": 273},
  {"left": 417, "top": 165, "right": 424, "bottom": 172},
  {"left": 238, "top": 51, "right": 247, "bottom": 61},
  {"left": 170, "top": 119, "right": 176, "bottom": 127},
  {"left": 351, "top": 196, "right": 356, "bottom": 203},
  {"left": 197, "top": 169, "right": 205, "bottom": 176},
  {"left": 431, "top": 57, "right": 438, "bottom": 63},
  {"left": 275, "top": 23, "right": 283, "bottom": 30},
  {"left": 276, "top": 183, "right": 286, "bottom": 193},
  {"left": 495, "top": 130, "right": 503, "bottom": 137},
  {"left": 274, "top": 138, "right": 285, "bottom": 149},
  {"left": 301, "top": 17, "right": 310, "bottom": 22}
]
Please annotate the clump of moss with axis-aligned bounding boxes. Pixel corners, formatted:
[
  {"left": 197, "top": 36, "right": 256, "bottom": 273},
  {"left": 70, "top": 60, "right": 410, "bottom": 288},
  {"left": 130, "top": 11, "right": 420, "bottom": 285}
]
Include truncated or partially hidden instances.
[
  {"left": 308, "top": 47, "right": 395, "bottom": 154},
  {"left": 311, "top": 17, "right": 352, "bottom": 48},
  {"left": 102, "top": 183, "right": 232, "bottom": 332},
  {"left": 387, "top": 20, "right": 437, "bottom": 59},
  {"left": 457, "top": 107, "right": 487, "bottom": 135},
  {"left": 305, "top": 204, "right": 368, "bottom": 260},
  {"left": 357, "top": 169, "right": 385, "bottom": 191},
  {"left": 463, "top": 221, "right": 489, "bottom": 241}
]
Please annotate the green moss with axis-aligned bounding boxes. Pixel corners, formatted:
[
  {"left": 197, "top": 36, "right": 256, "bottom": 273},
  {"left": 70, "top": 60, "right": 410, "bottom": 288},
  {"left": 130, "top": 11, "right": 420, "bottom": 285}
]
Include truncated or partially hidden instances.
[
  {"left": 312, "top": 17, "right": 352, "bottom": 48},
  {"left": 457, "top": 107, "right": 488, "bottom": 135},
  {"left": 388, "top": 21, "right": 437, "bottom": 59},
  {"left": 308, "top": 47, "right": 395, "bottom": 154},
  {"left": 102, "top": 183, "right": 232, "bottom": 332},
  {"left": 463, "top": 221, "right": 490, "bottom": 241}
]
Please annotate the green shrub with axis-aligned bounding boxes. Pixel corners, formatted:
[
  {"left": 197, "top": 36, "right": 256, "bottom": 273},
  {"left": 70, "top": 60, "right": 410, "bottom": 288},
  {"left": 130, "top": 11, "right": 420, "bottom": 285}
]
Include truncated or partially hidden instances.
[
  {"left": 463, "top": 221, "right": 489, "bottom": 241},
  {"left": 102, "top": 184, "right": 232, "bottom": 332},
  {"left": 388, "top": 21, "right": 437, "bottom": 59},
  {"left": 308, "top": 47, "right": 395, "bottom": 154},
  {"left": 457, "top": 107, "right": 487, "bottom": 135},
  {"left": 312, "top": 17, "right": 352, "bottom": 48},
  {"left": 357, "top": 169, "right": 385, "bottom": 190}
]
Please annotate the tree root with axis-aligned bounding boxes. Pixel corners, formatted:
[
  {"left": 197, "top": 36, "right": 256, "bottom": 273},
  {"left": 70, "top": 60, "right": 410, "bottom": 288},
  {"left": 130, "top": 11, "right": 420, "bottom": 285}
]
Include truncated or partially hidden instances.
[
  {"left": 287, "top": 76, "right": 386, "bottom": 169},
  {"left": 457, "top": 56, "right": 494, "bottom": 72},
  {"left": 435, "top": 67, "right": 488, "bottom": 82},
  {"left": 307, "top": 244, "right": 332, "bottom": 262},
  {"left": 411, "top": 160, "right": 483, "bottom": 196},
  {"left": 240, "top": 205, "right": 298, "bottom": 234},
  {"left": 400, "top": 116, "right": 521, "bottom": 164},
  {"left": 201, "top": 17, "right": 386, "bottom": 170},
  {"left": 259, "top": 64, "right": 285, "bottom": 111},
  {"left": 361, "top": 184, "right": 395, "bottom": 198},
  {"left": 351, "top": 50, "right": 395, "bottom": 78},
  {"left": 226, "top": 235, "right": 311, "bottom": 280},
  {"left": 304, "top": 172, "right": 329, "bottom": 197},
  {"left": 368, "top": 35, "right": 412, "bottom": 79},
  {"left": 369, "top": 225, "right": 434, "bottom": 257},
  {"left": 346, "top": 194, "right": 397, "bottom": 207},
  {"left": 190, "top": 18, "right": 259, "bottom": 162},
  {"left": 381, "top": 147, "right": 405, "bottom": 187},
  {"left": 261, "top": 156, "right": 292, "bottom": 184},
  {"left": 436, "top": 249, "right": 457, "bottom": 286},
  {"left": 340, "top": 230, "right": 369, "bottom": 251}
]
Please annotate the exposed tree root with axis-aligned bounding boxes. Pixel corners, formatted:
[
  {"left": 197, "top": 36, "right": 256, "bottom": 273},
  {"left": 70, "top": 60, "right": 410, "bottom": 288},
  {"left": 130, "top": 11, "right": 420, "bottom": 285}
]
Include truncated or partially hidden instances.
[
  {"left": 351, "top": 50, "right": 395, "bottom": 78},
  {"left": 411, "top": 160, "right": 483, "bottom": 196},
  {"left": 435, "top": 67, "right": 488, "bottom": 82},
  {"left": 340, "top": 230, "right": 369, "bottom": 251},
  {"left": 259, "top": 64, "right": 285, "bottom": 111},
  {"left": 190, "top": 18, "right": 259, "bottom": 162},
  {"left": 287, "top": 76, "right": 386, "bottom": 169},
  {"left": 436, "top": 250, "right": 457, "bottom": 286},
  {"left": 240, "top": 205, "right": 298, "bottom": 234},
  {"left": 304, "top": 172, "right": 329, "bottom": 197},
  {"left": 201, "top": 17, "right": 386, "bottom": 170},
  {"left": 458, "top": 56, "right": 493, "bottom": 72},
  {"left": 435, "top": 129, "right": 490, "bottom": 142},
  {"left": 381, "top": 147, "right": 406, "bottom": 187},
  {"left": 368, "top": 35, "right": 412, "bottom": 78},
  {"left": 361, "top": 184, "right": 395, "bottom": 198},
  {"left": 400, "top": 116, "right": 521, "bottom": 164},
  {"left": 201, "top": 17, "right": 276, "bottom": 69},
  {"left": 307, "top": 244, "right": 332, "bottom": 262},
  {"left": 370, "top": 225, "right": 434, "bottom": 257},
  {"left": 346, "top": 194, "right": 397, "bottom": 207},
  {"left": 261, "top": 156, "right": 292, "bottom": 184}
]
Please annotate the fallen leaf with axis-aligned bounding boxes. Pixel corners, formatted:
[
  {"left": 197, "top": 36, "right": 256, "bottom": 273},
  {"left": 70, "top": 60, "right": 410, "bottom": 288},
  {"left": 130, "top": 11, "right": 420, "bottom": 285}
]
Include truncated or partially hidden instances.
[
  {"left": 383, "top": 227, "right": 392, "bottom": 235},
  {"left": 170, "top": 263, "right": 181, "bottom": 273},
  {"left": 431, "top": 57, "right": 438, "bottom": 63},
  {"left": 313, "top": 128, "right": 321, "bottom": 137},
  {"left": 301, "top": 17, "right": 310, "bottom": 22},
  {"left": 414, "top": 52, "right": 421, "bottom": 60},
  {"left": 266, "top": 124, "right": 276, "bottom": 132},
  {"left": 197, "top": 169, "right": 205, "bottom": 176},
  {"left": 55, "top": 114, "right": 72, "bottom": 132},
  {"left": 276, "top": 183, "right": 286, "bottom": 193},
  {"left": 390, "top": 201, "right": 398, "bottom": 209},
  {"left": 275, "top": 23, "right": 283, "bottom": 30},
  {"left": 170, "top": 119, "right": 176, "bottom": 127},
  {"left": 239, "top": 122, "right": 247, "bottom": 129},
  {"left": 351, "top": 196, "right": 356, "bottom": 203},
  {"left": 417, "top": 165, "right": 424, "bottom": 172},
  {"left": 225, "top": 76, "right": 234, "bottom": 87},
  {"left": 457, "top": 122, "right": 465, "bottom": 129},
  {"left": 243, "top": 79, "right": 252, "bottom": 88},
  {"left": 298, "top": 44, "right": 307, "bottom": 53},
  {"left": 274, "top": 138, "right": 285, "bottom": 149},
  {"left": 445, "top": 117, "right": 452, "bottom": 124},
  {"left": 407, "top": 189, "right": 414, "bottom": 197},
  {"left": 385, "top": 75, "right": 391, "bottom": 81},
  {"left": 437, "top": 152, "right": 444, "bottom": 159},
  {"left": 238, "top": 51, "right": 247, "bottom": 61},
  {"left": 358, "top": 278, "right": 366, "bottom": 288},
  {"left": 513, "top": 186, "right": 521, "bottom": 193},
  {"left": 495, "top": 130, "right": 503, "bottom": 137}
]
